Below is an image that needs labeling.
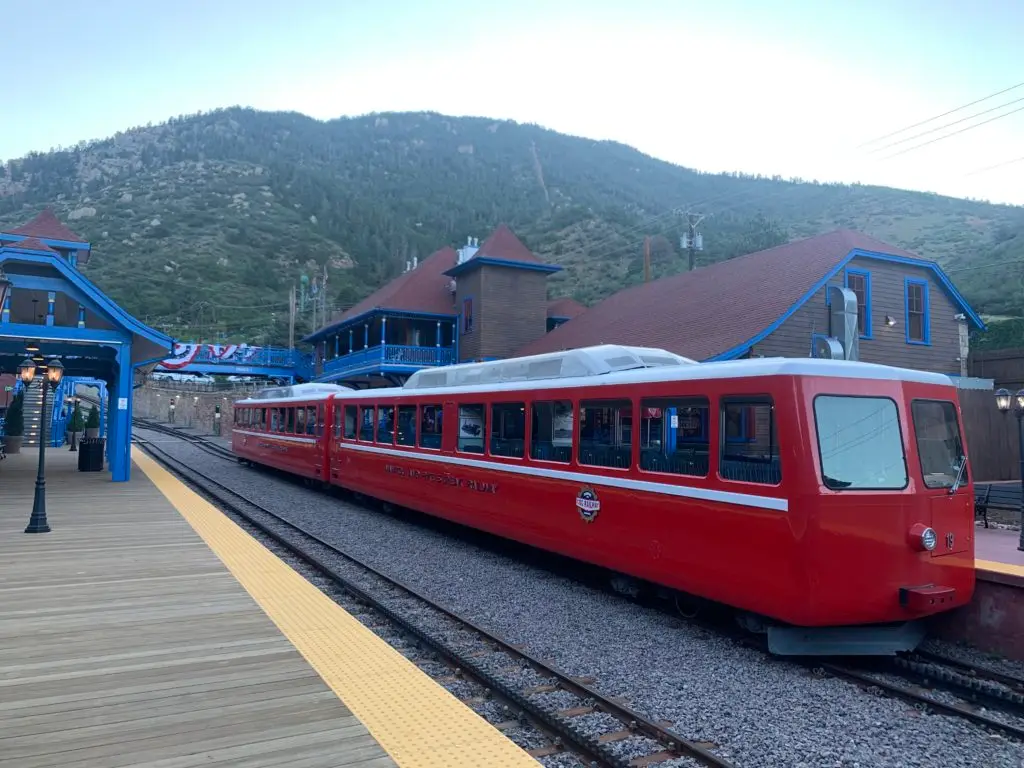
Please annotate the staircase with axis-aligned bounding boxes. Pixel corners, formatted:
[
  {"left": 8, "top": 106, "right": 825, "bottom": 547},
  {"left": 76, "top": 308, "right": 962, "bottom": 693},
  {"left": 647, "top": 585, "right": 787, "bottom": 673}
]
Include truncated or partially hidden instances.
[{"left": 22, "top": 377, "right": 55, "bottom": 448}]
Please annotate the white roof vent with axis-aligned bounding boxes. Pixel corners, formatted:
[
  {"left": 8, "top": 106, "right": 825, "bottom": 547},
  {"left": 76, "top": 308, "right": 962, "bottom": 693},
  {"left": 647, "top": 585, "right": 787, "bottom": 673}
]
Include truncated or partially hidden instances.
[{"left": 403, "top": 344, "right": 696, "bottom": 390}]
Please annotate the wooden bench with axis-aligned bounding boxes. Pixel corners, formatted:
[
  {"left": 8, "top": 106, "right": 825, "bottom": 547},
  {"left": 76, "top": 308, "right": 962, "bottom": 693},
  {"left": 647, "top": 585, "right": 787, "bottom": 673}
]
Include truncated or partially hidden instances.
[{"left": 974, "top": 483, "right": 1022, "bottom": 528}]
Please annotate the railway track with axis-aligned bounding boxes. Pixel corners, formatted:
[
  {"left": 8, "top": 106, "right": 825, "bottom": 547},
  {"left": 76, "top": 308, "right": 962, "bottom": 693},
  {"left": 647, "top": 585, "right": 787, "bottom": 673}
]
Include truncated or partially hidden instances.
[
  {"left": 132, "top": 418, "right": 237, "bottom": 461},
  {"left": 135, "top": 434, "right": 733, "bottom": 768},
  {"left": 146, "top": 427, "right": 1024, "bottom": 749}
]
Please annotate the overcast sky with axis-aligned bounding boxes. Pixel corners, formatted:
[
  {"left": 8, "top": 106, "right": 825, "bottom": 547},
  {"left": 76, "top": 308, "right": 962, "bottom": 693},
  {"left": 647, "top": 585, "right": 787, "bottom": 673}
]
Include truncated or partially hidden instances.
[{"left": 2, "top": 0, "right": 1022, "bottom": 205}]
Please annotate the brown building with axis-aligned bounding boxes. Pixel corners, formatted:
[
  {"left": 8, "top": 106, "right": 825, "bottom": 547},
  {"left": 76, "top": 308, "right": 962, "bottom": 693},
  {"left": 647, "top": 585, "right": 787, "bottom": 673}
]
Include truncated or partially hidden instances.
[
  {"left": 305, "top": 224, "right": 566, "bottom": 387},
  {"left": 306, "top": 227, "right": 984, "bottom": 387},
  {"left": 519, "top": 229, "right": 983, "bottom": 376}
]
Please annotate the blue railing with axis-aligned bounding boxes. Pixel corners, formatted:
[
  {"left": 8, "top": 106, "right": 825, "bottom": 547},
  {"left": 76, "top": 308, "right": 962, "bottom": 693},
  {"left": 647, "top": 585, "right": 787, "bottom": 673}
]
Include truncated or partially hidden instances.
[
  {"left": 320, "top": 344, "right": 456, "bottom": 380},
  {"left": 183, "top": 345, "right": 307, "bottom": 368},
  {"left": 154, "top": 343, "right": 313, "bottom": 381}
]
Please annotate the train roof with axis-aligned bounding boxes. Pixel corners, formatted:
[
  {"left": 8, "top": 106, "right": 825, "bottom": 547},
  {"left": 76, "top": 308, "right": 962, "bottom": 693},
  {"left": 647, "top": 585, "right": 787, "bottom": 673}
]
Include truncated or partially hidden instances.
[
  {"left": 235, "top": 382, "right": 352, "bottom": 405},
  {"left": 232, "top": 347, "right": 956, "bottom": 406},
  {"left": 403, "top": 344, "right": 697, "bottom": 390}
]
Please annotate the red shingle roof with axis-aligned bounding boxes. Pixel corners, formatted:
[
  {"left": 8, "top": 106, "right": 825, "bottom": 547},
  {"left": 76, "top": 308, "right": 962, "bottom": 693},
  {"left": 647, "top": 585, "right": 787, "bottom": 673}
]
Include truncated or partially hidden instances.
[
  {"left": 5, "top": 208, "right": 86, "bottom": 244},
  {"left": 474, "top": 224, "right": 543, "bottom": 264},
  {"left": 547, "top": 297, "right": 587, "bottom": 319},
  {"left": 517, "top": 230, "right": 922, "bottom": 361},
  {"left": 337, "top": 246, "right": 459, "bottom": 323},
  {"left": 5, "top": 237, "right": 58, "bottom": 253}
]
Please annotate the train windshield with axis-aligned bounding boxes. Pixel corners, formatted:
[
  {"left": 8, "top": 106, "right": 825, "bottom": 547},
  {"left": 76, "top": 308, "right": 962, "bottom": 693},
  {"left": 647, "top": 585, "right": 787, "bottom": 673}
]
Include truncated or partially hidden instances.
[
  {"left": 814, "top": 395, "right": 908, "bottom": 490},
  {"left": 911, "top": 400, "right": 968, "bottom": 489}
]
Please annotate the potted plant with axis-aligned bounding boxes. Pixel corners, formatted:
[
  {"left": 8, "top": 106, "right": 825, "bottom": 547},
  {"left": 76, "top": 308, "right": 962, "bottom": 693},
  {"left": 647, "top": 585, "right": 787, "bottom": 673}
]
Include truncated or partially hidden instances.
[
  {"left": 85, "top": 404, "right": 100, "bottom": 439},
  {"left": 4, "top": 390, "right": 24, "bottom": 454},
  {"left": 68, "top": 404, "right": 85, "bottom": 446}
]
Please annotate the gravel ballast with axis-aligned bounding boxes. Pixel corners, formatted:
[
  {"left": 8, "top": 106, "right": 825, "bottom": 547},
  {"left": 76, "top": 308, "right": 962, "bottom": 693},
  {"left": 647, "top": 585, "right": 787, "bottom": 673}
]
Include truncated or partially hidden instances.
[{"left": 138, "top": 429, "right": 1024, "bottom": 768}]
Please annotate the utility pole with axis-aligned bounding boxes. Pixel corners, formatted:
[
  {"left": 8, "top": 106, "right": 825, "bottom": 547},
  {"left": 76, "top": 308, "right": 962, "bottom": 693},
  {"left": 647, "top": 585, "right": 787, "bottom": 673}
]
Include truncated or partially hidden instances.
[
  {"left": 288, "top": 284, "right": 296, "bottom": 350},
  {"left": 680, "top": 212, "right": 705, "bottom": 271},
  {"left": 643, "top": 236, "right": 651, "bottom": 282}
]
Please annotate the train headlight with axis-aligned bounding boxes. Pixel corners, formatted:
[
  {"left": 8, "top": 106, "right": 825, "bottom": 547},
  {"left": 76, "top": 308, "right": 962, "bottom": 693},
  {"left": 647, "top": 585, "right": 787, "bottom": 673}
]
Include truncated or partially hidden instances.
[
  {"left": 920, "top": 527, "right": 937, "bottom": 551},
  {"left": 909, "top": 523, "right": 937, "bottom": 552}
]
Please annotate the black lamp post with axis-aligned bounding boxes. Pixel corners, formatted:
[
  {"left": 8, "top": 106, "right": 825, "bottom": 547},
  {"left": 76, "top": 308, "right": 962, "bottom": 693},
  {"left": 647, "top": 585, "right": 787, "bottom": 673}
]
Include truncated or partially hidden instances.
[
  {"left": 21, "top": 357, "right": 64, "bottom": 534},
  {"left": 994, "top": 387, "right": 1024, "bottom": 552}
]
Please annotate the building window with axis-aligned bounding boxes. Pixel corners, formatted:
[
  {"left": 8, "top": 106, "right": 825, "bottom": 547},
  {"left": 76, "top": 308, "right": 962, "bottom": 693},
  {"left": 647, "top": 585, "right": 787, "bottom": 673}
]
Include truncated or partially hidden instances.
[
  {"left": 463, "top": 298, "right": 474, "bottom": 334},
  {"left": 844, "top": 269, "right": 872, "bottom": 338},
  {"left": 905, "top": 279, "right": 930, "bottom": 344}
]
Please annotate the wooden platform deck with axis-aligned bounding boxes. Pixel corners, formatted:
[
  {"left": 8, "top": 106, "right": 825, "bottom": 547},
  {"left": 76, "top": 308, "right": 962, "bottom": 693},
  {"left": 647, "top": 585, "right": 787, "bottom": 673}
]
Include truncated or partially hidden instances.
[{"left": 0, "top": 448, "right": 396, "bottom": 768}]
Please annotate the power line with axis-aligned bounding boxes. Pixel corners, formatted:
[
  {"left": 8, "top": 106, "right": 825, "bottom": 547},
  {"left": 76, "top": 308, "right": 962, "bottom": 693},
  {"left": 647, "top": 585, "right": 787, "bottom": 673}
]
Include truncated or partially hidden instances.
[
  {"left": 857, "top": 80, "right": 1024, "bottom": 148},
  {"left": 880, "top": 102, "right": 1024, "bottom": 160},
  {"left": 965, "top": 155, "right": 1024, "bottom": 177},
  {"left": 868, "top": 94, "right": 1024, "bottom": 154}
]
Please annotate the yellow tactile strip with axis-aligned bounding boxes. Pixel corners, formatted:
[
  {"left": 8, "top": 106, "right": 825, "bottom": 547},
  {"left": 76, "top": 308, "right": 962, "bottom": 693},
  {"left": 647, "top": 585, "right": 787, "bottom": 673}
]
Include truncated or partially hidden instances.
[
  {"left": 133, "top": 447, "right": 538, "bottom": 768},
  {"left": 977, "top": 558, "right": 1024, "bottom": 578}
]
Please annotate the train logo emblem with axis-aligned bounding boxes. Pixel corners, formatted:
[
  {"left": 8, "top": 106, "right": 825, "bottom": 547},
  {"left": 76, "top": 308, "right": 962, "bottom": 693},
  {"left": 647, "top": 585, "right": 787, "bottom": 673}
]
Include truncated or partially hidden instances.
[
  {"left": 945, "top": 532, "right": 955, "bottom": 550},
  {"left": 576, "top": 486, "right": 600, "bottom": 522}
]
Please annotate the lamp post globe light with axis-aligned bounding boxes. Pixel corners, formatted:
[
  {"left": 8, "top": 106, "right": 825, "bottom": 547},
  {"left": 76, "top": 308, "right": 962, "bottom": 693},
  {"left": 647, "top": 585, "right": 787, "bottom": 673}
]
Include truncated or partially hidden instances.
[
  {"left": 21, "top": 357, "right": 64, "bottom": 534},
  {"left": 994, "top": 388, "right": 1024, "bottom": 552}
]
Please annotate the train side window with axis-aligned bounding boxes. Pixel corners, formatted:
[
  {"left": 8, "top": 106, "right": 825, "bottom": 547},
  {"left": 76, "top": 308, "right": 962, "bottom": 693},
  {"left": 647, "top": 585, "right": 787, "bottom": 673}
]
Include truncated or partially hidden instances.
[
  {"left": 295, "top": 407, "right": 307, "bottom": 435},
  {"left": 530, "top": 400, "right": 573, "bottom": 463},
  {"left": 257, "top": 408, "right": 266, "bottom": 431},
  {"left": 343, "top": 406, "right": 357, "bottom": 439},
  {"left": 579, "top": 399, "right": 633, "bottom": 469},
  {"left": 419, "top": 404, "right": 443, "bottom": 449},
  {"left": 457, "top": 404, "right": 486, "bottom": 453},
  {"left": 911, "top": 400, "right": 966, "bottom": 489},
  {"left": 333, "top": 405, "right": 342, "bottom": 438},
  {"left": 271, "top": 408, "right": 282, "bottom": 432},
  {"left": 359, "top": 407, "right": 375, "bottom": 441},
  {"left": 310, "top": 406, "right": 320, "bottom": 436},
  {"left": 490, "top": 403, "right": 525, "bottom": 458},
  {"left": 639, "top": 397, "right": 710, "bottom": 477},
  {"left": 377, "top": 405, "right": 396, "bottom": 445},
  {"left": 720, "top": 398, "right": 780, "bottom": 484},
  {"left": 397, "top": 405, "right": 417, "bottom": 446}
]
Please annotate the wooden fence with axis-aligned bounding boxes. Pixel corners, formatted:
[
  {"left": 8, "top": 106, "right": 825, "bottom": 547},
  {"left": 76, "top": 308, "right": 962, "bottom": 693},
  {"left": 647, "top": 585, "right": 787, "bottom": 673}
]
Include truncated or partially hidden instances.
[{"left": 960, "top": 388, "right": 1020, "bottom": 481}]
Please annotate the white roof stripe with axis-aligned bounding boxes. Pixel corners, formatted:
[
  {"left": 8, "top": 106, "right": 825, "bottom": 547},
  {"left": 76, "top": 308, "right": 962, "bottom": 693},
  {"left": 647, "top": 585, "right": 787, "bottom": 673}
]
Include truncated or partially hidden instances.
[{"left": 235, "top": 356, "right": 953, "bottom": 405}]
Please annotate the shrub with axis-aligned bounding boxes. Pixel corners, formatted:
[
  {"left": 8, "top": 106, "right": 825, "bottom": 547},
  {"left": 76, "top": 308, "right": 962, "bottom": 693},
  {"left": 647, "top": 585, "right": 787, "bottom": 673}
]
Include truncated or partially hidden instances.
[
  {"left": 5, "top": 391, "right": 24, "bottom": 436},
  {"left": 86, "top": 404, "right": 100, "bottom": 430}
]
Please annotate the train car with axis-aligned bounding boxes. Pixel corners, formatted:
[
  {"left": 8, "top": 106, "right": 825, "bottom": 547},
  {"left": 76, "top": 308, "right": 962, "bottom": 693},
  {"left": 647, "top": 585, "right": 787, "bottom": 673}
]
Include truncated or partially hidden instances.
[
  {"left": 233, "top": 345, "right": 975, "bottom": 655},
  {"left": 231, "top": 383, "right": 347, "bottom": 481}
]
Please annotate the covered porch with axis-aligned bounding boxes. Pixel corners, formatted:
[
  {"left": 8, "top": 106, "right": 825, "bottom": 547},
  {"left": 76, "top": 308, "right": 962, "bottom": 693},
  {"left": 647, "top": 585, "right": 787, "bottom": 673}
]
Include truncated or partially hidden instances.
[
  {"left": 309, "top": 309, "right": 458, "bottom": 388},
  {"left": 0, "top": 219, "right": 173, "bottom": 482}
]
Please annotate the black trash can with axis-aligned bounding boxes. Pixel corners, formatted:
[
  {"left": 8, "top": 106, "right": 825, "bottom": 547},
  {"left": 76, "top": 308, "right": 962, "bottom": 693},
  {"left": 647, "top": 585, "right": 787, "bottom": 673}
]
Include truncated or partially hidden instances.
[{"left": 77, "top": 438, "right": 105, "bottom": 472}]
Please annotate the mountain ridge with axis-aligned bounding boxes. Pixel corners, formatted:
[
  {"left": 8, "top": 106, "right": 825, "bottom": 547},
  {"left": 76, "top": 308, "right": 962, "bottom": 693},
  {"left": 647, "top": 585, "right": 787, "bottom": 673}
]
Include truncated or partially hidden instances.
[{"left": 1, "top": 106, "right": 1021, "bottom": 345}]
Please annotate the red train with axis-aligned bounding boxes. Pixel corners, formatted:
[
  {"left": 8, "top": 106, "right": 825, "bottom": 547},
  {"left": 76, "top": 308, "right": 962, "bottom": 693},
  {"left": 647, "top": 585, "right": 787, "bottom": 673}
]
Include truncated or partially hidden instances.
[{"left": 231, "top": 344, "right": 975, "bottom": 655}]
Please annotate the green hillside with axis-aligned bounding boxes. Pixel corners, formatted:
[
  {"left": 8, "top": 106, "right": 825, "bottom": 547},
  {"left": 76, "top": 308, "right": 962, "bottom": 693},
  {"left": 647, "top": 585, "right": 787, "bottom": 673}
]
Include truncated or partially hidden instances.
[{"left": 1, "top": 107, "right": 1021, "bottom": 345}]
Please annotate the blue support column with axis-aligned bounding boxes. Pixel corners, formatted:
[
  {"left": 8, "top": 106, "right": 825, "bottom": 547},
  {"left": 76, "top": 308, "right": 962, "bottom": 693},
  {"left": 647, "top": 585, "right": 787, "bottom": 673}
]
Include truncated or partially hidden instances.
[
  {"left": 46, "top": 291, "right": 55, "bottom": 326},
  {"left": 1, "top": 290, "right": 9, "bottom": 323},
  {"left": 77, "top": 305, "right": 86, "bottom": 328},
  {"left": 109, "top": 346, "right": 134, "bottom": 482},
  {"left": 436, "top": 321, "right": 441, "bottom": 347}
]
